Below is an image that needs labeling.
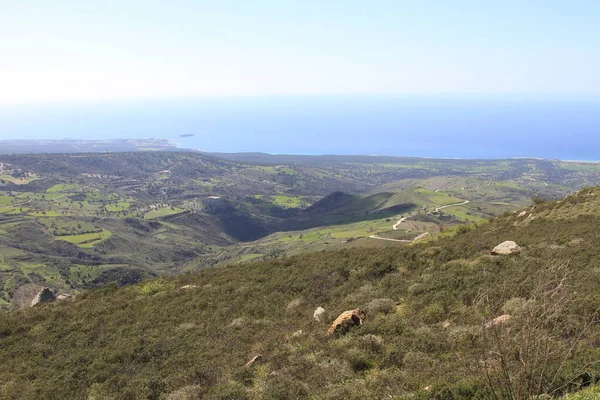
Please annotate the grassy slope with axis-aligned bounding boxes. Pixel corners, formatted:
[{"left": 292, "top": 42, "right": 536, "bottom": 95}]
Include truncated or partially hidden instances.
[{"left": 2, "top": 189, "right": 600, "bottom": 399}]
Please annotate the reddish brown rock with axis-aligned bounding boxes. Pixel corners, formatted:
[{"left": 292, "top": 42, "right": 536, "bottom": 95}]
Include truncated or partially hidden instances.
[{"left": 327, "top": 308, "right": 366, "bottom": 335}]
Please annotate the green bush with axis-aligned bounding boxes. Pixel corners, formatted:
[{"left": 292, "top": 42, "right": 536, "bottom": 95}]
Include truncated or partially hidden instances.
[
  {"left": 365, "top": 298, "right": 396, "bottom": 316},
  {"left": 138, "top": 279, "right": 176, "bottom": 295}
]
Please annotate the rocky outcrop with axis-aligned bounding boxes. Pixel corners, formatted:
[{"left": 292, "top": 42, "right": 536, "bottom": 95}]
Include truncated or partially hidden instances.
[
  {"left": 30, "top": 287, "right": 56, "bottom": 307},
  {"left": 491, "top": 241, "right": 521, "bottom": 255},
  {"left": 327, "top": 309, "right": 366, "bottom": 335},
  {"left": 313, "top": 307, "right": 326, "bottom": 322}
]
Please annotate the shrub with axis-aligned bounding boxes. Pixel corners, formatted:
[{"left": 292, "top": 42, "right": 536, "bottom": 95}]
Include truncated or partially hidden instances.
[
  {"left": 137, "top": 279, "right": 175, "bottom": 295},
  {"left": 365, "top": 298, "right": 396, "bottom": 317},
  {"left": 422, "top": 302, "right": 445, "bottom": 323},
  {"left": 361, "top": 334, "right": 385, "bottom": 353},
  {"left": 475, "top": 262, "right": 600, "bottom": 399},
  {"left": 166, "top": 385, "right": 204, "bottom": 400},
  {"left": 403, "top": 351, "right": 434, "bottom": 371},
  {"left": 205, "top": 382, "right": 248, "bottom": 400}
]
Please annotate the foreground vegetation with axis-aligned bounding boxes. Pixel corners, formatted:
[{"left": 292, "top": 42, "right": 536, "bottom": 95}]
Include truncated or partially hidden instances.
[{"left": 1, "top": 188, "right": 600, "bottom": 399}]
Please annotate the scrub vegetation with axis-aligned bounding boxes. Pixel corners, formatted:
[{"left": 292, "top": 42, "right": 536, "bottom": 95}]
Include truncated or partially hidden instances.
[{"left": 2, "top": 189, "right": 600, "bottom": 399}]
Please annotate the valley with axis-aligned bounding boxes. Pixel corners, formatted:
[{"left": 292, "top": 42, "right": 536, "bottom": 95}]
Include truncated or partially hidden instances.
[{"left": 1, "top": 152, "right": 600, "bottom": 310}]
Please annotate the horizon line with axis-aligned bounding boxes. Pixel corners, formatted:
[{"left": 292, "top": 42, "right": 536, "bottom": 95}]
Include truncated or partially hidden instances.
[{"left": 2, "top": 92, "right": 600, "bottom": 108}]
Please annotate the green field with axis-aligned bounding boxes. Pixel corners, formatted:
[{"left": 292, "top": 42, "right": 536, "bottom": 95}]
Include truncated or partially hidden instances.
[
  {"left": 46, "top": 183, "right": 79, "bottom": 193},
  {"left": 28, "top": 211, "right": 61, "bottom": 217},
  {"left": 0, "top": 196, "right": 13, "bottom": 205},
  {"left": 0, "top": 206, "right": 29, "bottom": 214},
  {"left": 415, "top": 188, "right": 464, "bottom": 205},
  {"left": 144, "top": 207, "right": 186, "bottom": 220},
  {"left": 38, "top": 218, "right": 101, "bottom": 236},
  {"left": 254, "top": 194, "right": 311, "bottom": 209},
  {"left": 380, "top": 188, "right": 463, "bottom": 209},
  {"left": 0, "top": 173, "right": 38, "bottom": 184},
  {"left": 105, "top": 202, "right": 132, "bottom": 212},
  {"left": 57, "top": 229, "right": 112, "bottom": 248}
]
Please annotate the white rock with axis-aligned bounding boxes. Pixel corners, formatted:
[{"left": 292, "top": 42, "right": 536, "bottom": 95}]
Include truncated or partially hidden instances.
[
  {"left": 491, "top": 241, "right": 521, "bottom": 255},
  {"left": 313, "top": 307, "right": 326, "bottom": 322}
]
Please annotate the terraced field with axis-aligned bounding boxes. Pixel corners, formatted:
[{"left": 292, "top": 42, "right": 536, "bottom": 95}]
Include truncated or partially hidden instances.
[{"left": 57, "top": 229, "right": 112, "bottom": 248}]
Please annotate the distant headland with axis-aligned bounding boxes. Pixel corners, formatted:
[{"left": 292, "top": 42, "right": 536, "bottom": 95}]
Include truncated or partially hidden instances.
[{"left": 0, "top": 138, "right": 194, "bottom": 154}]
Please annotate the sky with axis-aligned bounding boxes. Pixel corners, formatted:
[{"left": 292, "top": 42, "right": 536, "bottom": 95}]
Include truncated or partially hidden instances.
[{"left": 1, "top": 1, "right": 599, "bottom": 106}]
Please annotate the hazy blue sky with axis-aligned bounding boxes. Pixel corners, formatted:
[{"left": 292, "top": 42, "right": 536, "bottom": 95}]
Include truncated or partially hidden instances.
[{"left": 1, "top": 1, "right": 599, "bottom": 105}]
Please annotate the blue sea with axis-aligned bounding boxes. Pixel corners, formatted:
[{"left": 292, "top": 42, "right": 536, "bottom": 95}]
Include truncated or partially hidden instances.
[{"left": 1, "top": 95, "right": 599, "bottom": 160}]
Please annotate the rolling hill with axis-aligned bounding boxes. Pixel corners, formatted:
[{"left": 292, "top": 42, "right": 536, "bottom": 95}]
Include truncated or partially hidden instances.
[
  {"left": 1, "top": 188, "right": 600, "bottom": 399},
  {"left": 2, "top": 152, "right": 600, "bottom": 310}
]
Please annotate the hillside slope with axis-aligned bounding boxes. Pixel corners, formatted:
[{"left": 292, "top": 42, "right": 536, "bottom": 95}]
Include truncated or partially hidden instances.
[
  {"left": 7, "top": 152, "right": 596, "bottom": 307},
  {"left": 1, "top": 189, "right": 600, "bottom": 399}
]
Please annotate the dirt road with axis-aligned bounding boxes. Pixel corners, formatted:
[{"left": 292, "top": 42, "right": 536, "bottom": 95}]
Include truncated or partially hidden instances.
[{"left": 368, "top": 235, "right": 411, "bottom": 243}]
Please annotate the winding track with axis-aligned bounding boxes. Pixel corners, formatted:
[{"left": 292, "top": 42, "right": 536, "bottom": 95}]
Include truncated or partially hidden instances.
[
  {"left": 392, "top": 217, "right": 407, "bottom": 230},
  {"left": 370, "top": 199, "right": 471, "bottom": 242},
  {"left": 431, "top": 200, "right": 470, "bottom": 213},
  {"left": 368, "top": 235, "right": 411, "bottom": 243}
]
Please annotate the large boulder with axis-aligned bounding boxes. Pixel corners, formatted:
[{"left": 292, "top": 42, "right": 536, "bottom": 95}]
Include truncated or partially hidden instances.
[
  {"left": 313, "top": 307, "right": 326, "bottom": 322},
  {"left": 30, "top": 287, "right": 56, "bottom": 307},
  {"left": 491, "top": 241, "right": 521, "bottom": 255},
  {"left": 327, "top": 308, "right": 366, "bottom": 336}
]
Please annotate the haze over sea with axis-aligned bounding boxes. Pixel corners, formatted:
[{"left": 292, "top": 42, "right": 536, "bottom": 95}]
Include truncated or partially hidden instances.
[{"left": 1, "top": 95, "right": 599, "bottom": 161}]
